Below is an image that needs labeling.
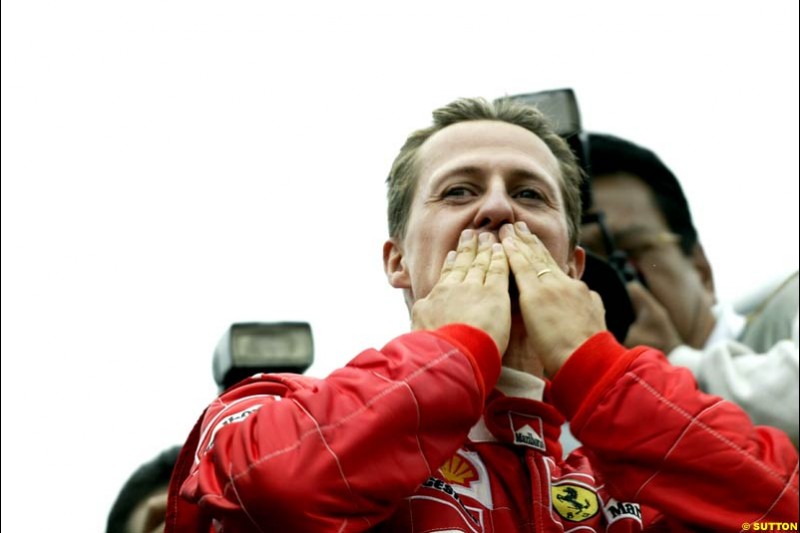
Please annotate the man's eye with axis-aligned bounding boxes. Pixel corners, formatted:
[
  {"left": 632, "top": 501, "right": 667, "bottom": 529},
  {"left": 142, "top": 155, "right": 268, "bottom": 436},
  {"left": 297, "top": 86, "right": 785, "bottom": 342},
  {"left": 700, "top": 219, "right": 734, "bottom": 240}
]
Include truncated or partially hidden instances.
[
  {"left": 443, "top": 187, "right": 474, "bottom": 198},
  {"left": 514, "top": 189, "right": 544, "bottom": 201}
]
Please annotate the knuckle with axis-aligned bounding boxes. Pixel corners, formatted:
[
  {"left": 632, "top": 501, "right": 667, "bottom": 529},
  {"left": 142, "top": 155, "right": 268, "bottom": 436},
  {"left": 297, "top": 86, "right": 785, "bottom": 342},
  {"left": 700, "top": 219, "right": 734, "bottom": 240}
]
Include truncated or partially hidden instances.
[
  {"left": 516, "top": 262, "right": 537, "bottom": 275},
  {"left": 487, "top": 264, "right": 506, "bottom": 274}
]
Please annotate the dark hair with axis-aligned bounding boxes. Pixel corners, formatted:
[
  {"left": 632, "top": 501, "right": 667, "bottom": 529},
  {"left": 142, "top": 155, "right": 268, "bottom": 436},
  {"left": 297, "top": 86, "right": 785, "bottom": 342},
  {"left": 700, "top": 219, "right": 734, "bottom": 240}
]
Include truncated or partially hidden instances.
[
  {"left": 587, "top": 133, "right": 697, "bottom": 255},
  {"left": 106, "top": 445, "right": 181, "bottom": 533}
]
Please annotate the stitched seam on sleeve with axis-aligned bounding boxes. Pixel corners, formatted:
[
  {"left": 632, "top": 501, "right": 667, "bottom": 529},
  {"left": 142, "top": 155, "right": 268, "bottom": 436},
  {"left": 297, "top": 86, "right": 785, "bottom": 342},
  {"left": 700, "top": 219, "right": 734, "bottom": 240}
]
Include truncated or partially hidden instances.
[
  {"left": 294, "top": 399, "right": 359, "bottom": 498},
  {"left": 228, "top": 462, "right": 267, "bottom": 533},
  {"left": 749, "top": 461, "right": 800, "bottom": 523},
  {"left": 213, "top": 397, "right": 229, "bottom": 409},
  {"left": 629, "top": 372, "right": 799, "bottom": 493},
  {"left": 371, "top": 370, "right": 433, "bottom": 477},
  {"left": 633, "top": 401, "right": 725, "bottom": 500},
  {"left": 221, "top": 347, "right": 464, "bottom": 493}
]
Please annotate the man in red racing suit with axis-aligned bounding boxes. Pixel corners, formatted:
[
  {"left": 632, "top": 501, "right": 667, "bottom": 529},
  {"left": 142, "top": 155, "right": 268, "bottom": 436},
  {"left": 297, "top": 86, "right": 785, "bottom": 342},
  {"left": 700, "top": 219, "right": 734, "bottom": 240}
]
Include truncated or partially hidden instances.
[
  {"left": 167, "top": 326, "right": 798, "bottom": 531},
  {"left": 166, "top": 97, "right": 799, "bottom": 531}
]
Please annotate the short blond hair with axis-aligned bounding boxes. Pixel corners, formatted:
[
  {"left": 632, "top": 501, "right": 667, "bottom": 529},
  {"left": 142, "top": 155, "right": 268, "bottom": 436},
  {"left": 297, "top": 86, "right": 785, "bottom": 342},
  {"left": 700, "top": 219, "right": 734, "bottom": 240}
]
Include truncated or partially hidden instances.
[{"left": 386, "top": 97, "right": 583, "bottom": 247}]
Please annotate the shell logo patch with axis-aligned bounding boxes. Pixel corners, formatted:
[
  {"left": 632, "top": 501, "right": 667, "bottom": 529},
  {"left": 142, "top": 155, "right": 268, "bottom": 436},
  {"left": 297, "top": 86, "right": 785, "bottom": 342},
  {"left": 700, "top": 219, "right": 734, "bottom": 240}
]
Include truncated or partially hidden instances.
[
  {"left": 438, "top": 449, "right": 493, "bottom": 509},
  {"left": 551, "top": 484, "right": 599, "bottom": 522},
  {"left": 439, "top": 454, "right": 478, "bottom": 486}
]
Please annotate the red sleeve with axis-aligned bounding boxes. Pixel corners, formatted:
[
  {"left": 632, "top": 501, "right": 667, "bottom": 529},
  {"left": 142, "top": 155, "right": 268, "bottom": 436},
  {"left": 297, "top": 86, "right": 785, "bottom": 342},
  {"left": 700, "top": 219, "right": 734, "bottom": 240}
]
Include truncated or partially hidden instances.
[
  {"left": 551, "top": 332, "right": 799, "bottom": 529},
  {"left": 167, "top": 327, "right": 500, "bottom": 532}
]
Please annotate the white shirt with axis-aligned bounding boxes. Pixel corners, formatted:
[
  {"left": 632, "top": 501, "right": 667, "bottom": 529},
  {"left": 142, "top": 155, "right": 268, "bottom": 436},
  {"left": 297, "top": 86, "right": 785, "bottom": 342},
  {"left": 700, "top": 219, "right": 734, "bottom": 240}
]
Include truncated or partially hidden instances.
[{"left": 669, "top": 274, "right": 799, "bottom": 447}]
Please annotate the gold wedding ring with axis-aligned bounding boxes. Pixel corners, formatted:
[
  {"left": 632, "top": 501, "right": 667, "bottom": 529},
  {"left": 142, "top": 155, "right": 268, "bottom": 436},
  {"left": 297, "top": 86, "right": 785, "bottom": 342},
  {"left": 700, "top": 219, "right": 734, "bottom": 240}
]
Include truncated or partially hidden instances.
[{"left": 536, "top": 268, "right": 552, "bottom": 278}]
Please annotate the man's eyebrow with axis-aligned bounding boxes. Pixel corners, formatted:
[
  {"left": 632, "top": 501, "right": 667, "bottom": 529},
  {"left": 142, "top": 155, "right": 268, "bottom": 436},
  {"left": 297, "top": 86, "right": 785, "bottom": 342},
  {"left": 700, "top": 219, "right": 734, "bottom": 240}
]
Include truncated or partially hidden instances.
[
  {"left": 433, "top": 165, "right": 483, "bottom": 181},
  {"left": 432, "top": 166, "right": 556, "bottom": 187},
  {"left": 508, "top": 169, "right": 557, "bottom": 188}
]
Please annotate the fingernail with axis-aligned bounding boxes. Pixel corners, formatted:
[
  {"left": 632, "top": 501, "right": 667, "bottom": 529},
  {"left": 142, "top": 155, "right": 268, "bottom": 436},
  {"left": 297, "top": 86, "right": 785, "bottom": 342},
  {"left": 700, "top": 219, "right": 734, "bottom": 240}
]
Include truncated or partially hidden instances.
[
  {"left": 460, "top": 229, "right": 474, "bottom": 244},
  {"left": 445, "top": 250, "right": 457, "bottom": 264},
  {"left": 492, "top": 243, "right": 503, "bottom": 253},
  {"left": 515, "top": 221, "right": 530, "bottom": 233},
  {"left": 478, "top": 232, "right": 492, "bottom": 245}
]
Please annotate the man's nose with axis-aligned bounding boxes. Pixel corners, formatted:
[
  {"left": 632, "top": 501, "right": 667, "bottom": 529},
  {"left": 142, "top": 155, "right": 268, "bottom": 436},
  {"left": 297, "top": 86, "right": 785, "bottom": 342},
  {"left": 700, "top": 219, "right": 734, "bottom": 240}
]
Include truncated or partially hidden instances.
[{"left": 473, "top": 186, "right": 515, "bottom": 230}]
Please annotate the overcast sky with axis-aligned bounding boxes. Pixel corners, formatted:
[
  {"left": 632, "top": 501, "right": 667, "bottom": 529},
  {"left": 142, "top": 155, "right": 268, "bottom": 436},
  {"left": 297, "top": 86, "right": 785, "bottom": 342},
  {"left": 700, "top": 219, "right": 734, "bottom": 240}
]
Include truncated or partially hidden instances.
[{"left": 2, "top": 1, "right": 798, "bottom": 530}]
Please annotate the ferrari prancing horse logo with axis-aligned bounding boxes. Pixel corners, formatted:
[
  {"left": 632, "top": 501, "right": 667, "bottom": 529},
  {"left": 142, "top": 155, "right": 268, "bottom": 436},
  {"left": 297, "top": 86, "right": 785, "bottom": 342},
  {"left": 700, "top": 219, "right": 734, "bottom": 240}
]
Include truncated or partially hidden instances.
[{"left": 551, "top": 484, "right": 599, "bottom": 522}]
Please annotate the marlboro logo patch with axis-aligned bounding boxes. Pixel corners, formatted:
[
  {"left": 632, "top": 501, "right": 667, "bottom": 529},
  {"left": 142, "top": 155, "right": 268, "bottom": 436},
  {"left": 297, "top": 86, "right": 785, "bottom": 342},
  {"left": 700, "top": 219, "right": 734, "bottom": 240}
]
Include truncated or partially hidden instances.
[{"left": 508, "top": 412, "right": 546, "bottom": 451}]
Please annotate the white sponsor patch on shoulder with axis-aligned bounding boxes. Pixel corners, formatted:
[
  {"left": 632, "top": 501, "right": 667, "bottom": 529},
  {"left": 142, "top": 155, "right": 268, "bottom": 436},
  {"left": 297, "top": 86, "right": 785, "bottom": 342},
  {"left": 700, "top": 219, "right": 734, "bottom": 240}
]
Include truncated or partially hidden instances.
[
  {"left": 602, "top": 498, "right": 642, "bottom": 525},
  {"left": 204, "top": 405, "right": 262, "bottom": 453},
  {"left": 195, "top": 394, "right": 280, "bottom": 463}
]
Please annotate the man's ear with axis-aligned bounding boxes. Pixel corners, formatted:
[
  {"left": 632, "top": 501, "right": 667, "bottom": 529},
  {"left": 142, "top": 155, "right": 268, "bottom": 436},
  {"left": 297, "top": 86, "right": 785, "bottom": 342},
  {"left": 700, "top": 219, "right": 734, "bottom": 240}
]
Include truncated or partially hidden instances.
[
  {"left": 383, "top": 239, "right": 411, "bottom": 289},
  {"left": 691, "top": 242, "right": 715, "bottom": 297},
  {"left": 567, "top": 246, "right": 586, "bottom": 279}
]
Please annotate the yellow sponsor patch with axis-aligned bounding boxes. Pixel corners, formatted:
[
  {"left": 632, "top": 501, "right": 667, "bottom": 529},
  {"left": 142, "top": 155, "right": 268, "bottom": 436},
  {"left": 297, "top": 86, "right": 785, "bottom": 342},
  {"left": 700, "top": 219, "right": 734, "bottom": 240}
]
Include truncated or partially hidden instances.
[
  {"left": 439, "top": 454, "right": 478, "bottom": 486},
  {"left": 551, "top": 484, "right": 599, "bottom": 522}
]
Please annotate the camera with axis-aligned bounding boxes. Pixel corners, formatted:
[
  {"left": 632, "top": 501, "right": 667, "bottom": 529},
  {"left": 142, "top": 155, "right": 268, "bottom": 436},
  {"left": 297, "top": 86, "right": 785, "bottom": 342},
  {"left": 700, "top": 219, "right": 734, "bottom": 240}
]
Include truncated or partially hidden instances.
[{"left": 213, "top": 321, "right": 314, "bottom": 391}]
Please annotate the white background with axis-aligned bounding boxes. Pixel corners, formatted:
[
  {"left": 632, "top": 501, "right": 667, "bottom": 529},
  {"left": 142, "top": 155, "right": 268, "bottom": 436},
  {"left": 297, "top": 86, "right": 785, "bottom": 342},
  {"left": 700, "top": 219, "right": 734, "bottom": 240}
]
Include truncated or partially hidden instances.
[{"left": 1, "top": 1, "right": 797, "bottom": 530}]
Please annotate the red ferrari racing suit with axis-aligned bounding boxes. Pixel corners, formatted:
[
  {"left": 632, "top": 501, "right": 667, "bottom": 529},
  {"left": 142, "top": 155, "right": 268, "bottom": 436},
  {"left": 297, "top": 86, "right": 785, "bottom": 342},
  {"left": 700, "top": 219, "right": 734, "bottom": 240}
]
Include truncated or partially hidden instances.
[{"left": 166, "top": 326, "right": 799, "bottom": 531}]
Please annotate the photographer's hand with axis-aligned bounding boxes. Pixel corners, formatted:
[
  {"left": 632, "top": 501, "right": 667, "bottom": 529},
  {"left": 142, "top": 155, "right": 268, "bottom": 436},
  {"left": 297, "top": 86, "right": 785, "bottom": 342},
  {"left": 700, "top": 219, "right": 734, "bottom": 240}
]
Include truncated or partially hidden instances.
[
  {"left": 500, "top": 223, "right": 606, "bottom": 378},
  {"left": 624, "top": 281, "right": 682, "bottom": 353},
  {"left": 412, "top": 230, "right": 511, "bottom": 356}
]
